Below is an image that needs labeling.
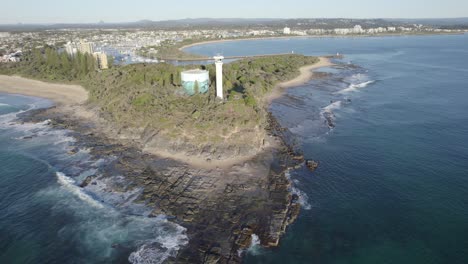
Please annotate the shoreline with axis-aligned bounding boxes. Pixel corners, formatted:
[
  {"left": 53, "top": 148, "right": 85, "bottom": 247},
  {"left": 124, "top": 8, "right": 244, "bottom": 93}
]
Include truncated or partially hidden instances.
[
  {"left": 266, "top": 57, "right": 334, "bottom": 103},
  {"left": 0, "top": 75, "right": 88, "bottom": 106},
  {"left": 178, "top": 32, "right": 464, "bottom": 51},
  {"left": 0, "top": 56, "right": 329, "bottom": 262},
  {"left": 0, "top": 57, "right": 332, "bottom": 169}
]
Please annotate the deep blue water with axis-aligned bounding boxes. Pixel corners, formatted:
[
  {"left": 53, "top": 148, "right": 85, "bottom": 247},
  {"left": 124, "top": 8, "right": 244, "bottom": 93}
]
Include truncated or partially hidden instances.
[{"left": 187, "top": 34, "right": 468, "bottom": 263}]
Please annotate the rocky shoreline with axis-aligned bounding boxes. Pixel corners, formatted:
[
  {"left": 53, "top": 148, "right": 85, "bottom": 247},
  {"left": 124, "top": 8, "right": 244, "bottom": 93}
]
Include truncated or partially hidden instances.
[{"left": 19, "top": 104, "right": 309, "bottom": 263}]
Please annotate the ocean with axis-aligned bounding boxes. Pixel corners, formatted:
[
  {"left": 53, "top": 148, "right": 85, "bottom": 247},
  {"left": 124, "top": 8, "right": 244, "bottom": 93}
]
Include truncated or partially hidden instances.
[
  {"left": 0, "top": 95, "right": 188, "bottom": 263},
  {"left": 1, "top": 33, "right": 468, "bottom": 264},
  {"left": 186, "top": 34, "right": 468, "bottom": 264}
]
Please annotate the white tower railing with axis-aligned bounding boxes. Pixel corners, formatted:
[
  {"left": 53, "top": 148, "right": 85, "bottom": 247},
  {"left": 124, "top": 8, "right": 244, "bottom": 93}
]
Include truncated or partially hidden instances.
[{"left": 214, "top": 55, "right": 224, "bottom": 99}]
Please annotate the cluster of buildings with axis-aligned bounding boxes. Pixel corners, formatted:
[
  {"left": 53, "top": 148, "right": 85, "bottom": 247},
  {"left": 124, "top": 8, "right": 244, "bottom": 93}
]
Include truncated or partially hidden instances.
[
  {"left": 64, "top": 41, "right": 109, "bottom": 69},
  {"left": 283, "top": 25, "right": 428, "bottom": 36},
  {"left": 0, "top": 50, "right": 21, "bottom": 63},
  {"left": 0, "top": 23, "right": 465, "bottom": 67}
]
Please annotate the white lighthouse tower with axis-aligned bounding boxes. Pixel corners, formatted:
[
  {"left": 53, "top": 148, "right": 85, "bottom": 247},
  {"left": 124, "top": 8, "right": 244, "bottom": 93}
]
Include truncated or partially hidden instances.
[{"left": 214, "top": 55, "right": 224, "bottom": 99}]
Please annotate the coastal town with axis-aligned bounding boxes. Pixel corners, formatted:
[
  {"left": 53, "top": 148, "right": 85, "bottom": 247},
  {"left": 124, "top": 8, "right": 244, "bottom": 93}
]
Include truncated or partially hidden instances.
[
  {"left": 1, "top": 12, "right": 468, "bottom": 264},
  {"left": 0, "top": 19, "right": 466, "bottom": 65}
]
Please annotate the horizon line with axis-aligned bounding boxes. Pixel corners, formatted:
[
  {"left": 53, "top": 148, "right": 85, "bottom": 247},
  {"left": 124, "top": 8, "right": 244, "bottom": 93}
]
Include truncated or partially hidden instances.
[{"left": 1, "top": 16, "right": 468, "bottom": 26}]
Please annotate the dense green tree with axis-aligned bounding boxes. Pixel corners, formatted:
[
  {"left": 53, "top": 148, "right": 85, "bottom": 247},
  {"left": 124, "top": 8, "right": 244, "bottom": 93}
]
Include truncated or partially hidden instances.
[{"left": 194, "top": 80, "right": 199, "bottom": 94}]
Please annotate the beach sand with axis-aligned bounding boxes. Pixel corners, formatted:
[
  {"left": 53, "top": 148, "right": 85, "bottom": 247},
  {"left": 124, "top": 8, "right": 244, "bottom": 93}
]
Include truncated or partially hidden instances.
[
  {"left": 266, "top": 57, "right": 334, "bottom": 103},
  {"left": 0, "top": 75, "right": 88, "bottom": 105}
]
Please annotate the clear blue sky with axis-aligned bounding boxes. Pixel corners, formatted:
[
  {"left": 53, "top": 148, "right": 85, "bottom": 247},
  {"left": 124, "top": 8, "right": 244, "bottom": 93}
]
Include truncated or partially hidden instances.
[{"left": 2, "top": 0, "right": 467, "bottom": 24}]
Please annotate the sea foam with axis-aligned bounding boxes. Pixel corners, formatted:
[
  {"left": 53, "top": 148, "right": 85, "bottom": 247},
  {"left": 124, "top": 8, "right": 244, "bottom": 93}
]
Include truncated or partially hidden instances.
[
  {"left": 335, "top": 80, "right": 375, "bottom": 94},
  {"left": 291, "top": 187, "right": 312, "bottom": 210},
  {"left": 286, "top": 170, "right": 312, "bottom": 210},
  {"left": 128, "top": 219, "right": 189, "bottom": 264},
  {"left": 2, "top": 98, "right": 190, "bottom": 263},
  {"left": 246, "top": 234, "right": 262, "bottom": 256},
  {"left": 56, "top": 172, "right": 104, "bottom": 209}
]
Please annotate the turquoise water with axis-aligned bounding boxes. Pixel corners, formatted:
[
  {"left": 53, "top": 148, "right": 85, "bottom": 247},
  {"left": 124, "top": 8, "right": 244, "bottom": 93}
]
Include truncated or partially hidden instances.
[{"left": 187, "top": 34, "right": 468, "bottom": 263}]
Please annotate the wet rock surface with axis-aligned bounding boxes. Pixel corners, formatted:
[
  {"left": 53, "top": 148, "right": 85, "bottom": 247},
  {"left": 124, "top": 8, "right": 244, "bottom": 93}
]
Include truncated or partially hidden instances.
[
  {"left": 19, "top": 107, "right": 304, "bottom": 263},
  {"left": 306, "top": 160, "right": 319, "bottom": 172}
]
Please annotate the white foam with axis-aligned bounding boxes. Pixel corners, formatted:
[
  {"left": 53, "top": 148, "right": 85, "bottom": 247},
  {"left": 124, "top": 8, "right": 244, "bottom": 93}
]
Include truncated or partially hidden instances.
[
  {"left": 56, "top": 172, "right": 104, "bottom": 209},
  {"left": 84, "top": 175, "right": 147, "bottom": 212},
  {"left": 322, "top": 101, "right": 342, "bottom": 112},
  {"left": 128, "top": 219, "right": 189, "bottom": 264},
  {"left": 246, "top": 234, "right": 262, "bottom": 256},
  {"left": 285, "top": 170, "right": 312, "bottom": 210},
  {"left": 0, "top": 103, "right": 10, "bottom": 107},
  {"left": 291, "top": 187, "right": 312, "bottom": 210},
  {"left": 335, "top": 80, "right": 375, "bottom": 94},
  {"left": 0, "top": 108, "right": 28, "bottom": 126},
  {"left": 1, "top": 104, "right": 190, "bottom": 263}
]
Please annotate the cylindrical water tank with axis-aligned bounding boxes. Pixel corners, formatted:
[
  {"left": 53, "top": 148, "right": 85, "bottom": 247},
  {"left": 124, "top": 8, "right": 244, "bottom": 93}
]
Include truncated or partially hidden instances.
[{"left": 181, "top": 69, "right": 210, "bottom": 95}]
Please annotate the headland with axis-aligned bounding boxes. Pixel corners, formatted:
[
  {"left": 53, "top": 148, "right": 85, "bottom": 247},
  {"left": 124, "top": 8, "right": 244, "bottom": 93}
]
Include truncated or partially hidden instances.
[{"left": 0, "top": 50, "right": 333, "bottom": 262}]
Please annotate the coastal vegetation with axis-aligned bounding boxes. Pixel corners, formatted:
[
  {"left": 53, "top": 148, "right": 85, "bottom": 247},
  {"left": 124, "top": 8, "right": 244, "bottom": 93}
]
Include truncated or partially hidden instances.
[
  {"left": 0, "top": 47, "right": 318, "bottom": 156},
  {"left": 138, "top": 39, "right": 208, "bottom": 60}
]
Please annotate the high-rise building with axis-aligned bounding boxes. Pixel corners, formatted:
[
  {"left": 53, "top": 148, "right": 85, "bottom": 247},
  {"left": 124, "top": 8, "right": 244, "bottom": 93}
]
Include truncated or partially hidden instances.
[
  {"left": 64, "top": 42, "right": 77, "bottom": 56},
  {"left": 283, "top": 27, "right": 291, "bottom": 35},
  {"left": 93, "top": 52, "right": 109, "bottom": 69},
  {"left": 78, "top": 42, "right": 94, "bottom": 54}
]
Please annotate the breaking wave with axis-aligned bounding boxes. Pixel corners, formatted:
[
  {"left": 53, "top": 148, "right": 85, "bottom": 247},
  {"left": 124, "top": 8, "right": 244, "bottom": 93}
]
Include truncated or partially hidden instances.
[
  {"left": 56, "top": 172, "right": 104, "bottom": 209},
  {"left": 285, "top": 170, "right": 312, "bottom": 210},
  {"left": 246, "top": 234, "right": 262, "bottom": 256},
  {"left": 322, "top": 101, "right": 342, "bottom": 112},
  {"left": 335, "top": 80, "right": 375, "bottom": 94},
  {"left": 291, "top": 187, "right": 312, "bottom": 210},
  {"left": 128, "top": 221, "right": 189, "bottom": 264},
  {"left": 2, "top": 95, "right": 189, "bottom": 263}
]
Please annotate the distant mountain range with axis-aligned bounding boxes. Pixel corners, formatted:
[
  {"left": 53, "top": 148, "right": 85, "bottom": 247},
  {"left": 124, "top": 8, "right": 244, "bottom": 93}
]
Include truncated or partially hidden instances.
[
  {"left": 1, "top": 18, "right": 467, "bottom": 31},
  {"left": 389, "top": 17, "right": 468, "bottom": 26}
]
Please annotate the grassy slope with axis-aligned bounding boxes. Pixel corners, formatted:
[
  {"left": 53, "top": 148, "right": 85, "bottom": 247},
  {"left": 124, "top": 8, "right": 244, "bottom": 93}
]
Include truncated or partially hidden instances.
[{"left": 0, "top": 51, "right": 318, "bottom": 151}]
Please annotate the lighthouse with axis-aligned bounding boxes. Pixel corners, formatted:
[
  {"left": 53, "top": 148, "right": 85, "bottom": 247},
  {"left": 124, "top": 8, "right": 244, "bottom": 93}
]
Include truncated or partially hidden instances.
[{"left": 214, "top": 55, "right": 224, "bottom": 99}]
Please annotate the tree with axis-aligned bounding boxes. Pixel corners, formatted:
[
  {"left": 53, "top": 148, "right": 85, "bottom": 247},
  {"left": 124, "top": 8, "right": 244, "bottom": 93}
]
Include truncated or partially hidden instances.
[
  {"left": 107, "top": 55, "right": 114, "bottom": 69},
  {"left": 194, "top": 80, "right": 199, "bottom": 94}
]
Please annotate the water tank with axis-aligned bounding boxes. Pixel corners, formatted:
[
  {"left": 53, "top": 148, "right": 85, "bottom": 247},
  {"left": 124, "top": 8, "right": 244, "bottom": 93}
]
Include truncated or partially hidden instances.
[{"left": 181, "top": 69, "right": 210, "bottom": 95}]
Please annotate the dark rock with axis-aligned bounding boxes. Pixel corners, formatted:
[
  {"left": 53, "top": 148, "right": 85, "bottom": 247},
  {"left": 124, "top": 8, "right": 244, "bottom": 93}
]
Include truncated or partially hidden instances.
[
  {"left": 79, "top": 176, "right": 94, "bottom": 188},
  {"left": 68, "top": 147, "right": 79, "bottom": 155},
  {"left": 306, "top": 160, "right": 319, "bottom": 171},
  {"left": 16, "top": 105, "right": 303, "bottom": 264}
]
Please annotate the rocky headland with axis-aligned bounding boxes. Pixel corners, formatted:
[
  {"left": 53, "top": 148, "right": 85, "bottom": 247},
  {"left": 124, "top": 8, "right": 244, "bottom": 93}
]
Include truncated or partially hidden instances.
[{"left": 1, "top": 52, "right": 333, "bottom": 263}]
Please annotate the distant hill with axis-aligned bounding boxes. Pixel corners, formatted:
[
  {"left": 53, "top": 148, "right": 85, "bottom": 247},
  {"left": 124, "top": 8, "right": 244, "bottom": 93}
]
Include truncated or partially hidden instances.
[
  {"left": 1, "top": 17, "right": 467, "bottom": 32},
  {"left": 388, "top": 17, "right": 468, "bottom": 26}
]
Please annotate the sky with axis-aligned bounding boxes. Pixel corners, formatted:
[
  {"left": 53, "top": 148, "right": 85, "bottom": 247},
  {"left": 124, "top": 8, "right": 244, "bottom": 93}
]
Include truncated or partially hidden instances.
[{"left": 1, "top": 0, "right": 467, "bottom": 24}]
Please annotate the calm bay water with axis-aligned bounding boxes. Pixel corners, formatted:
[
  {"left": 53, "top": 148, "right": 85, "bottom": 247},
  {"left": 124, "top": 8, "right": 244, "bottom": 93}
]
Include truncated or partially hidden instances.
[{"left": 187, "top": 34, "right": 468, "bottom": 263}]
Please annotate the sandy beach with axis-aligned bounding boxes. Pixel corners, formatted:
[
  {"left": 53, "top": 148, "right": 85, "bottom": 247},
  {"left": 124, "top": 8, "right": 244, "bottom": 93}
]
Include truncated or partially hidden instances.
[
  {"left": 0, "top": 75, "right": 88, "bottom": 105},
  {"left": 179, "top": 36, "right": 310, "bottom": 50},
  {"left": 266, "top": 57, "right": 334, "bottom": 103}
]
